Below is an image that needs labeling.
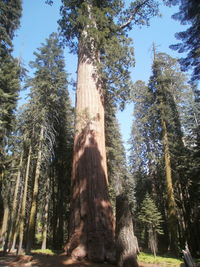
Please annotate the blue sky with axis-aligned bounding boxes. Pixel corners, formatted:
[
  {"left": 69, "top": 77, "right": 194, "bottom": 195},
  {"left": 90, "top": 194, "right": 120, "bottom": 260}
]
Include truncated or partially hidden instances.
[{"left": 13, "top": 1, "right": 187, "bottom": 151}]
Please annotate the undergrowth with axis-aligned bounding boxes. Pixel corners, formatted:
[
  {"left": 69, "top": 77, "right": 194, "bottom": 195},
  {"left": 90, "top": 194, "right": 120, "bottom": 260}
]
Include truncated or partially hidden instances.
[{"left": 138, "top": 252, "right": 184, "bottom": 266}]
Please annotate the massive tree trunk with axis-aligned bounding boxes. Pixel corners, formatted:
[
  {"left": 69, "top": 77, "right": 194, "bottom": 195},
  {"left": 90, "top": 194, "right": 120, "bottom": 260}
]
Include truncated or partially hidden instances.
[
  {"left": 26, "top": 126, "right": 44, "bottom": 253},
  {"left": 64, "top": 37, "right": 115, "bottom": 262}
]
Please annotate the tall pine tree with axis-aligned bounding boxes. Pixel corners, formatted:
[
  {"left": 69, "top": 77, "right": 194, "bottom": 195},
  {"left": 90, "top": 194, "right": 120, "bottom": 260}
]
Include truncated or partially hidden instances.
[
  {"left": 17, "top": 33, "right": 73, "bottom": 253},
  {"left": 0, "top": 0, "right": 22, "bottom": 242},
  {"left": 169, "top": 0, "right": 200, "bottom": 81}
]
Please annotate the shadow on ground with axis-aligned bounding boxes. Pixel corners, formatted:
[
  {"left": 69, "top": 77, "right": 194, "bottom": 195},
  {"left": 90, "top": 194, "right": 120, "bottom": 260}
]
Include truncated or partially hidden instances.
[{"left": 0, "top": 253, "right": 116, "bottom": 267}]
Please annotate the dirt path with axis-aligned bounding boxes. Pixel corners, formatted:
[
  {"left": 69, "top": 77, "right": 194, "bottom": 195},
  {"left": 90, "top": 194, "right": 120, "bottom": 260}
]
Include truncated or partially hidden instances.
[
  {"left": 0, "top": 254, "right": 117, "bottom": 267},
  {"left": 0, "top": 254, "right": 186, "bottom": 267}
]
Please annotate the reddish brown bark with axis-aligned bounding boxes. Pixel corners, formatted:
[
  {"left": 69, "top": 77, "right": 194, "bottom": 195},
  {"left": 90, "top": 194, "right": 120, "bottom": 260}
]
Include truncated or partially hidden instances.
[{"left": 64, "top": 42, "right": 115, "bottom": 262}]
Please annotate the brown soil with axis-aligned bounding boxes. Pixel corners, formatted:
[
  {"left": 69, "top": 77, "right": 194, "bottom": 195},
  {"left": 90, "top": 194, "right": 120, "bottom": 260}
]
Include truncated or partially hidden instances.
[
  {"left": 0, "top": 253, "right": 116, "bottom": 267},
  {"left": 0, "top": 254, "right": 186, "bottom": 267}
]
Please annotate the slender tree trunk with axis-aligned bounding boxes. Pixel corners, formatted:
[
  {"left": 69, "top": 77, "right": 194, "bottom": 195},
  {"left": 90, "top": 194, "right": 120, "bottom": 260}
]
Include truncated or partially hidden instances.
[
  {"left": 52, "top": 170, "right": 58, "bottom": 248},
  {"left": 11, "top": 179, "right": 24, "bottom": 251},
  {"left": 65, "top": 36, "right": 114, "bottom": 262},
  {"left": 11, "top": 230, "right": 18, "bottom": 251},
  {"left": 162, "top": 118, "right": 178, "bottom": 254},
  {"left": 26, "top": 126, "right": 44, "bottom": 253},
  {"left": 7, "top": 152, "right": 23, "bottom": 251},
  {"left": 56, "top": 178, "right": 64, "bottom": 249},
  {"left": 2, "top": 162, "right": 14, "bottom": 252},
  {"left": 0, "top": 200, "right": 9, "bottom": 249},
  {"left": 18, "top": 144, "right": 32, "bottom": 255},
  {"left": 41, "top": 176, "right": 50, "bottom": 250},
  {"left": 0, "top": 175, "right": 4, "bottom": 233}
]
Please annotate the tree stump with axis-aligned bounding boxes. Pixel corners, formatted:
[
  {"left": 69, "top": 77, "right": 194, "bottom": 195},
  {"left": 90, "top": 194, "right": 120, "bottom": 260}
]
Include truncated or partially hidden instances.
[{"left": 116, "top": 194, "right": 139, "bottom": 267}]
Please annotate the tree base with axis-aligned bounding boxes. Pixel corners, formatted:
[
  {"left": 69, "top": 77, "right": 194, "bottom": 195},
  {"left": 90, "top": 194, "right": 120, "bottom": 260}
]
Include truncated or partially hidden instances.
[
  {"left": 116, "top": 194, "right": 139, "bottom": 267},
  {"left": 65, "top": 230, "right": 115, "bottom": 263}
]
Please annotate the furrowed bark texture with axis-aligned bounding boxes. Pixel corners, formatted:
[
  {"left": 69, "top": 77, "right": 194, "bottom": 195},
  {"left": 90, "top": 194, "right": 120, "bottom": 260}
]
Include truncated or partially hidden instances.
[
  {"left": 116, "top": 194, "right": 139, "bottom": 267},
  {"left": 65, "top": 41, "right": 115, "bottom": 262}
]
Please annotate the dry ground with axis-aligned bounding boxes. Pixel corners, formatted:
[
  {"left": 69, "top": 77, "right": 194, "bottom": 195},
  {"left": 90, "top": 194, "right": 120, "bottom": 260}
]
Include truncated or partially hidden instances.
[
  {"left": 0, "top": 253, "right": 116, "bottom": 267},
  {"left": 0, "top": 253, "right": 186, "bottom": 267}
]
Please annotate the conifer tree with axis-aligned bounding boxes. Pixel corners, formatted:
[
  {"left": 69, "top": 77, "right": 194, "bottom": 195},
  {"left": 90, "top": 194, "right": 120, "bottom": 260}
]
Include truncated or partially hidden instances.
[
  {"left": 169, "top": 0, "right": 200, "bottom": 81},
  {"left": 21, "top": 32, "right": 73, "bottom": 253},
  {"left": 0, "top": 0, "right": 22, "bottom": 227},
  {"left": 0, "top": 0, "right": 22, "bottom": 148},
  {"left": 138, "top": 194, "right": 163, "bottom": 257},
  {"left": 178, "top": 83, "right": 200, "bottom": 255},
  {"left": 130, "top": 51, "right": 192, "bottom": 254},
  {"left": 56, "top": 0, "right": 160, "bottom": 261},
  {"left": 105, "top": 93, "right": 128, "bottom": 207}
]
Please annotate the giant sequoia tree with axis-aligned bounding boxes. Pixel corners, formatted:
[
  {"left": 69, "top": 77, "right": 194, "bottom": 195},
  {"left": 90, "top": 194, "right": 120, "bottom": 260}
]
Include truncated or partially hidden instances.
[{"left": 56, "top": 0, "right": 159, "bottom": 262}]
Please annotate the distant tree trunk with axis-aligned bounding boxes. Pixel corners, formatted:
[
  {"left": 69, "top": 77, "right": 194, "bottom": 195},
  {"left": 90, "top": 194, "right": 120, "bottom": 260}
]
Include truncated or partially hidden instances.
[
  {"left": 2, "top": 163, "right": 14, "bottom": 252},
  {"left": 18, "top": 144, "right": 32, "bottom": 254},
  {"left": 0, "top": 174, "right": 4, "bottom": 233},
  {"left": 116, "top": 194, "right": 139, "bottom": 267},
  {"left": 52, "top": 171, "right": 58, "bottom": 248},
  {"left": 162, "top": 118, "right": 178, "bottom": 253},
  {"left": 10, "top": 183, "right": 24, "bottom": 251},
  {"left": 41, "top": 176, "right": 50, "bottom": 250},
  {"left": 64, "top": 37, "right": 115, "bottom": 262},
  {"left": 148, "top": 227, "right": 157, "bottom": 258},
  {"left": 56, "top": 176, "right": 64, "bottom": 249},
  {"left": 0, "top": 200, "right": 9, "bottom": 249},
  {"left": 11, "top": 230, "right": 18, "bottom": 252},
  {"left": 7, "top": 151, "right": 23, "bottom": 251},
  {"left": 26, "top": 126, "right": 44, "bottom": 253}
]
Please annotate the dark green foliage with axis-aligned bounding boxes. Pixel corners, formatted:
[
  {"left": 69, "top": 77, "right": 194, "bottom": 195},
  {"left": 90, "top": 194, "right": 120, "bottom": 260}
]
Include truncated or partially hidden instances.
[
  {"left": 0, "top": 0, "right": 22, "bottom": 232},
  {"left": 138, "top": 194, "right": 163, "bottom": 234},
  {"left": 0, "top": 0, "right": 22, "bottom": 55},
  {"left": 0, "top": 57, "right": 21, "bottom": 144},
  {"left": 104, "top": 93, "right": 129, "bottom": 208},
  {"left": 129, "top": 51, "right": 197, "bottom": 254},
  {"left": 169, "top": 0, "right": 200, "bottom": 81},
  {"left": 138, "top": 193, "right": 163, "bottom": 256},
  {"left": 14, "top": 33, "right": 74, "bottom": 250},
  {"left": 0, "top": 0, "right": 22, "bottom": 145},
  {"left": 27, "top": 33, "right": 73, "bottom": 249},
  {"left": 0, "top": 0, "right": 22, "bottom": 140},
  {"left": 58, "top": 0, "right": 160, "bottom": 108},
  {"left": 178, "top": 82, "right": 200, "bottom": 255}
]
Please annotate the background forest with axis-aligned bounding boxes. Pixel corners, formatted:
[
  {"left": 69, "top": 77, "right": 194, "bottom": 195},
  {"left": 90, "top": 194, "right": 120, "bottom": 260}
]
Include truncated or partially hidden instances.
[{"left": 0, "top": 0, "right": 199, "bottom": 264}]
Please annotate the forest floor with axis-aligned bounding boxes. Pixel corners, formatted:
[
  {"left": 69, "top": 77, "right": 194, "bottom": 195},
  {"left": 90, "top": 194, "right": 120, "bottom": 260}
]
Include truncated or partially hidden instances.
[
  {"left": 0, "top": 253, "right": 187, "bottom": 267},
  {"left": 1, "top": 253, "right": 115, "bottom": 267}
]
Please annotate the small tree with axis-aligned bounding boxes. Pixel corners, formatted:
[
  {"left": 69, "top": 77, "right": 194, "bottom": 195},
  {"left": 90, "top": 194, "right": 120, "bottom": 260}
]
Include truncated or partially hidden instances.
[{"left": 138, "top": 194, "right": 163, "bottom": 257}]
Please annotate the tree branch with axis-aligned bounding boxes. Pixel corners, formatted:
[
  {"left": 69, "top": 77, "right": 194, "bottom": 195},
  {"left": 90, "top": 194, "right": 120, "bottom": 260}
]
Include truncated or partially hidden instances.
[{"left": 120, "top": 0, "right": 150, "bottom": 29}]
